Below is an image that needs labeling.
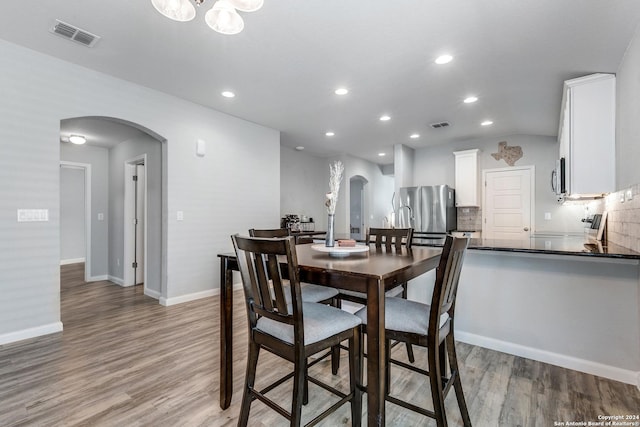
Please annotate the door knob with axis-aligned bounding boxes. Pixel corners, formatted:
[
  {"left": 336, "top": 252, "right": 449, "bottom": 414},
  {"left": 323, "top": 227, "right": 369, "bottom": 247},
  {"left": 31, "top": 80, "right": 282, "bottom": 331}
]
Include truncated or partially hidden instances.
[{"left": 524, "top": 227, "right": 529, "bottom": 231}]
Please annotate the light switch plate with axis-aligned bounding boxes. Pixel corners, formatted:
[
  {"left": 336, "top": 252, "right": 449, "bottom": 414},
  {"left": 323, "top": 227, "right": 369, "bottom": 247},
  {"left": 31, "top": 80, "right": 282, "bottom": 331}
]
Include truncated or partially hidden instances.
[
  {"left": 17, "top": 209, "right": 49, "bottom": 222},
  {"left": 177, "top": 211, "right": 184, "bottom": 221},
  {"left": 625, "top": 189, "right": 633, "bottom": 202}
]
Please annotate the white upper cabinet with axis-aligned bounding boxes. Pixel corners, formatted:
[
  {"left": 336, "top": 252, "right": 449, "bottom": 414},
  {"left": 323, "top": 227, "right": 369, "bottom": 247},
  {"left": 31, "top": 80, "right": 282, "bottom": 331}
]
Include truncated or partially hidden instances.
[
  {"left": 453, "top": 149, "right": 480, "bottom": 207},
  {"left": 558, "top": 73, "right": 616, "bottom": 197}
]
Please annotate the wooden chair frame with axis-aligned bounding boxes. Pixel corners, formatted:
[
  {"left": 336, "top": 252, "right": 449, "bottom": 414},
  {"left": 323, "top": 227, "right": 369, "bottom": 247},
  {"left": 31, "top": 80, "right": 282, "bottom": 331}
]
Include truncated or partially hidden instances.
[
  {"left": 338, "top": 227, "right": 416, "bottom": 362},
  {"left": 232, "top": 235, "right": 362, "bottom": 427},
  {"left": 371, "top": 235, "right": 472, "bottom": 427}
]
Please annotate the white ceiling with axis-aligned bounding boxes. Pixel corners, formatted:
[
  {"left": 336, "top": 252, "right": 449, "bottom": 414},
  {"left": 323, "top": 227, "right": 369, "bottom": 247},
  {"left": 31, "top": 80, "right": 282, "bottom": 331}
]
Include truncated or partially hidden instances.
[{"left": 3, "top": 1, "right": 640, "bottom": 164}]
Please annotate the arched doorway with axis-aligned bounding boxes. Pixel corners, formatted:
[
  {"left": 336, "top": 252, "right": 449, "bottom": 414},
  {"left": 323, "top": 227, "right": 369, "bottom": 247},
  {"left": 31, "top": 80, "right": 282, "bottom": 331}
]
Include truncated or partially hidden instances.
[
  {"left": 349, "top": 176, "right": 368, "bottom": 240},
  {"left": 59, "top": 116, "right": 166, "bottom": 300}
]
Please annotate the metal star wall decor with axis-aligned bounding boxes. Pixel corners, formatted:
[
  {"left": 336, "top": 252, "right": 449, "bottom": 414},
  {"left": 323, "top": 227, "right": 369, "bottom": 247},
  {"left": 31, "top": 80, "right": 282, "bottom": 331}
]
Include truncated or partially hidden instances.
[{"left": 491, "top": 141, "right": 523, "bottom": 166}]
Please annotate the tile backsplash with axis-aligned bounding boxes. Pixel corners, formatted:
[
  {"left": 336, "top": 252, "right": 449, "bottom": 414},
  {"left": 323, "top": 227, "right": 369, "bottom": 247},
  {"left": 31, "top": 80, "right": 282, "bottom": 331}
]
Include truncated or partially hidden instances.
[
  {"left": 457, "top": 207, "right": 482, "bottom": 232},
  {"left": 593, "top": 184, "right": 640, "bottom": 252}
]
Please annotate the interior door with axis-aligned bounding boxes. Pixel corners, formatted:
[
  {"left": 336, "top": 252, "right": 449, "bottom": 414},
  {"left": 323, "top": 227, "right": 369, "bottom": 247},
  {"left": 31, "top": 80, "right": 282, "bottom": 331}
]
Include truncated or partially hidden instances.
[
  {"left": 483, "top": 167, "right": 533, "bottom": 239},
  {"left": 135, "top": 164, "right": 145, "bottom": 285}
]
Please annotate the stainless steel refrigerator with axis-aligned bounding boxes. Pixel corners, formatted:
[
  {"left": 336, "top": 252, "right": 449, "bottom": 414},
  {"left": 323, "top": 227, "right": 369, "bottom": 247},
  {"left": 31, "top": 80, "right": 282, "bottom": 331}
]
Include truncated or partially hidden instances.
[{"left": 397, "top": 185, "right": 456, "bottom": 234}]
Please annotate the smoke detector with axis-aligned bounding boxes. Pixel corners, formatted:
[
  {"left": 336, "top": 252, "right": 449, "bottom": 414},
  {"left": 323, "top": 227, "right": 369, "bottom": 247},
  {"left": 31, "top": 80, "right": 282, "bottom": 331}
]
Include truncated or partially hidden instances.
[
  {"left": 50, "top": 20, "right": 100, "bottom": 47},
  {"left": 430, "top": 121, "right": 450, "bottom": 129}
]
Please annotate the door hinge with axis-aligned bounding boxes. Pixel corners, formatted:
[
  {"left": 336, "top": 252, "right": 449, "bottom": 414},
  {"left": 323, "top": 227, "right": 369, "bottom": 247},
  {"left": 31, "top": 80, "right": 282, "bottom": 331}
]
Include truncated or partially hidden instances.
[
  {"left": 133, "top": 175, "right": 138, "bottom": 181},
  {"left": 132, "top": 262, "right": 138, "bottom": 268}
]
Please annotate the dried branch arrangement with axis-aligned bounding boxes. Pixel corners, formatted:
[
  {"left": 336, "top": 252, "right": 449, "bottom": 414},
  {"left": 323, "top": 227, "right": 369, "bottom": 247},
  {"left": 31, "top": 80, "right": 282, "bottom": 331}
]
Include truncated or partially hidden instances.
[{"left": 325, "top": 160, "right": 344, "bottom": 214}]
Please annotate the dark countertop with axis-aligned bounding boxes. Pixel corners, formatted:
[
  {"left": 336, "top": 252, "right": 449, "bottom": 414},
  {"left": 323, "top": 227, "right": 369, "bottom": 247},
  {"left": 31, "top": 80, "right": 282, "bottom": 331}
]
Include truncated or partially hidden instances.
[{"left": 414, "top": 234, "right": 640, "bottom": 260}]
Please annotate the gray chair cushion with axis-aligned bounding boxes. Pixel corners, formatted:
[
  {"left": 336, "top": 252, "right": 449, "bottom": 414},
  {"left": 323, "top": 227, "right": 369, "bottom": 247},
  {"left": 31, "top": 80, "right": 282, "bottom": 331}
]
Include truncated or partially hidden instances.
[
  {"left": 268, "top": 280, "right": 338, "bottom": 304},
  {"left": 355, "top": 297, "right": 449, "bottom": 335},
  {"left": 340, "top": 286, "right": 404, "bottom": 299},
  {"left": 299, "top": 283, "right": 339, "bottom": 303},
  {"left": 257, "top": 302, "right": 362, "bottom": 345}
]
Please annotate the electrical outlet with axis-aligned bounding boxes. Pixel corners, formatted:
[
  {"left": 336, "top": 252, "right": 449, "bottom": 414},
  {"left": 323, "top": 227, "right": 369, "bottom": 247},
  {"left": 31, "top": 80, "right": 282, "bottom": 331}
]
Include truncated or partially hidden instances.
[
  {"left": 97, "top": 213, "right": 104, "bottom": 221},
  {"left": 626, "top": 189, "right": 633, "bottom": 202},
  {"left": 544, "top": 212, "right": 551, "bottom": 220},
  {"left": 177, "top": 211, "right": 184, "bottom": 221}
]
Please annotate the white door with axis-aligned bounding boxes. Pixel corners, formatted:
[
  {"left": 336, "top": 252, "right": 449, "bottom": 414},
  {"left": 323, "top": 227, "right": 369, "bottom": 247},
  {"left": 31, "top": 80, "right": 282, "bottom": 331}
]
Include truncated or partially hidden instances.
[
  {"left": 483, "top": 166, "right": 534, "bottom": 239},
  {"left": 135, "top": 164, "right": 145, "bottom": 285},
  {"left": 124, "top": 158, "right": 146, "bottom": 287}
]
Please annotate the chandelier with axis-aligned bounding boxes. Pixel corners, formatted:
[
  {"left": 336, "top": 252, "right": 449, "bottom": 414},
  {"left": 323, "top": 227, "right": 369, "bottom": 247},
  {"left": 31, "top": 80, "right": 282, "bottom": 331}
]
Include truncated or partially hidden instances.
[{"left": 151, "top": 0, "right": 263, "bottom": 35}]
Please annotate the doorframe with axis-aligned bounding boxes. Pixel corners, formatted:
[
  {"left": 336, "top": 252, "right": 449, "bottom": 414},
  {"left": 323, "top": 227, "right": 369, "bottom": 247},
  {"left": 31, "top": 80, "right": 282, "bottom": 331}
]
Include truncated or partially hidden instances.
[
  {"left": 123, "top": 154, "right": 148, "bottom": 292},
  {"left": 60, "top": 161, "right": 92, "bottom": 283},
  {"left": 481, "top": 165, "right": 536, "bottom": 237}
]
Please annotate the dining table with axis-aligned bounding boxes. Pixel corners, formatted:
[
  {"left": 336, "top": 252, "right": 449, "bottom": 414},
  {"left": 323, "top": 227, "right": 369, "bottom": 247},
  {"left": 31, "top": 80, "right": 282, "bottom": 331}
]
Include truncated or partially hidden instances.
[{"left": 218, "top": 242, "right": 442, "bottom": 426}]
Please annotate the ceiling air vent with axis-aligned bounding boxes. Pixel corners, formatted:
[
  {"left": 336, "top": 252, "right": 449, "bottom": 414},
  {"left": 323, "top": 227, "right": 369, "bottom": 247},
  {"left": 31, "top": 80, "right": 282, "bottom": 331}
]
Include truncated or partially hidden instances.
[
  {"left": 430, "top": 121, "right": 450, "bottom": 129},
  {"left": 50, "top": 20, "right": 100, "bottom": 47}
]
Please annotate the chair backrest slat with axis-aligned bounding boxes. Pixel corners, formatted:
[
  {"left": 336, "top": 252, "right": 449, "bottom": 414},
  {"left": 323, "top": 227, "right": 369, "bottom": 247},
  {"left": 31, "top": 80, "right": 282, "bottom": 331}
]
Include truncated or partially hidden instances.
[
  {"left": 366, "top": 227, "right": 413, "bottom": 250},
  {"left": 430, "top": 236, "right": 469, "bottom": 332}
]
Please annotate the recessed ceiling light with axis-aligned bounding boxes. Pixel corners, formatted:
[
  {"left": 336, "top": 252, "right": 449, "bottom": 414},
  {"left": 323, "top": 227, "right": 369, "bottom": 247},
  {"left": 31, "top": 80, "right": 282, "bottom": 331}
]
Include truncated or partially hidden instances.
[
  {"left": 410, "top": 133, "right": 420, "bottom": 139},
  {"left": 221, "top": 91, "right": 235, "bottom": 98},
  {"left": 435, "top": 54, "right": 453, "bottom": 65},
  {"left": 463, "top": 96, "right": 478, "bottom": 103},
  {"left": 378, "top": 152, "right": 386, "bottom": 157},
  {"left": 379, "top": 115, "right": 391, "bottom": 121},
  {"left": 295, "top": 146, "right": 305, "bottom": 151},
  {"left": 325, "top": 131, "right": 335, "bottom": 137},
  {"left": 69, "top": 135, "right": 86, "bottom": 145},
  {"left": 334, "top": 88, "right": 349, "bottom": 95},
  {"left": 481, "top": 120, "right": 494, "bottom": 126}
]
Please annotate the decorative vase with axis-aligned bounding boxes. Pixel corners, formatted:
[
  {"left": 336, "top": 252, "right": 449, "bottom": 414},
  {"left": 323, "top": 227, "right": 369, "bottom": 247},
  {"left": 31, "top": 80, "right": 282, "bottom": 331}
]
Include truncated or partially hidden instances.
[{"left": 325, "top": 213, "right": 335, "bottom": 247}]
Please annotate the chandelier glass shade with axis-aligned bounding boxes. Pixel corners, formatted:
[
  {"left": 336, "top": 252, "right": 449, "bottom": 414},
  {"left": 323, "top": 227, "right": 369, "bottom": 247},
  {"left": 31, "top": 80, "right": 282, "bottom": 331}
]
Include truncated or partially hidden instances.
[
  {"left": 205, "top": 0, "right": 244, "bottom": 34},
  {"left": 151, "top": 0, "right": 196, "bottom": 22},
  {"left": 151, "top": 0, "right": 262, "bottom": 34}
]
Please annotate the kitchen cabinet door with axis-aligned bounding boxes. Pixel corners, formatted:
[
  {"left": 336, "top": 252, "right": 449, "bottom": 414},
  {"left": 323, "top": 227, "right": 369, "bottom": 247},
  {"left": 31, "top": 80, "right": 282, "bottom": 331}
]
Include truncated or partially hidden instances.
[
  {"left": 559, "top": 73, "right": 615, "bottom": 197},
  {"left": 454, "top": 149, "right": 480, "bottom": 207}
]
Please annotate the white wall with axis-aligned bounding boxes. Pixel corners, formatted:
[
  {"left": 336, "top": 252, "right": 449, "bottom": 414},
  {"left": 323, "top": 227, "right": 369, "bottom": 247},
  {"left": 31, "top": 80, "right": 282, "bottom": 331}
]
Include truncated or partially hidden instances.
[
  {"left": 60, "top": 166, "right": 85, "bottom": 262},
  {"left": 0, "top": 39, "right": 279, "bottom": 343},
  {"left": 108, "top": 135, "right": 162, "bottom": 295},
  {"left": 616, "top": 25, "right": 640, "bottom": 189},
  {"left": 413, "top": 134, "right": 587, "bottom": 234},
  {"left": 280, "top": 146, "right": 327, "bottom": 230},
  {"left": 455, "top": 251, "right": 640, "bottom": 385},
  {"left": 60, "top": 144, "right": 110, "bottom": 279}
]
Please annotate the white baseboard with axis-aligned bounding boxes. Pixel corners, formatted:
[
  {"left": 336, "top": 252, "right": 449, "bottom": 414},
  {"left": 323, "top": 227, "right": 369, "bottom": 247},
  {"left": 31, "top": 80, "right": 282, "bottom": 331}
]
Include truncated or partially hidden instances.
[
  {"left": 0, "top": 322, "right": 63, "bottom": 346},
  {"left": 87, "top": 275, "right": 108, "bottom": 282},
  {"left": 455, "top": 330, "right": 640, "bottom": 386},
  {"left": 60, "top": 258, "right": 85, "bottom": 265},
  {"left": 160, "top": 282, "right": 243, "bottom": 306},
  {"left": 144, "top": 288, "right": 161, "bottom": 300},
  {"left": 108, "top": 275, "right": 124, "bottom": 286}
]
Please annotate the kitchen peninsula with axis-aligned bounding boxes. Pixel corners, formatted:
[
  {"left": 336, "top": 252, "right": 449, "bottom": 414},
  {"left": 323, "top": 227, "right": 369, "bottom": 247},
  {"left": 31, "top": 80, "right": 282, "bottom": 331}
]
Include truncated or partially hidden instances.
[{"left": 408, "top": 234, "right": 640, "bottom": 387}]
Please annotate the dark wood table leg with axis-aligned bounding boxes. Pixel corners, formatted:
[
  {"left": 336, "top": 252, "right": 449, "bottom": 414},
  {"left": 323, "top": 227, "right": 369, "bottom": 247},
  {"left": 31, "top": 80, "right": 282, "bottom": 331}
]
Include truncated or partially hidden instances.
[
  {"left": 219, "top": 256, "right": 234, "bottom": 409},
  {"left": 367, "top": 278, "right": 386, "bottom": 426}
]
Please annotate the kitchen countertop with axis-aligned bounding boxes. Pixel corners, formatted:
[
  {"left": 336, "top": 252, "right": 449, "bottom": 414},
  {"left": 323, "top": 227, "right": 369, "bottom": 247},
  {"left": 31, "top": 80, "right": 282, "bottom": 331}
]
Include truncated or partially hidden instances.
[{"left": 413, "top": 234, "right": 640, "bottom": 260}]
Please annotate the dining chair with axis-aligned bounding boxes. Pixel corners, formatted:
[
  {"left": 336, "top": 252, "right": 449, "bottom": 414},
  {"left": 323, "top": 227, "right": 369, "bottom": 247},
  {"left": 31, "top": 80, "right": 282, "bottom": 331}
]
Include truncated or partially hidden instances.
[
  {"left": 337, "top": 227, "right": 416, "bottom": 362},
  {"left": 249, "top": 229, "right": 339, "bottom": 304},
  {"left": 249, "top": 228, "right": 342, "bottom": 374},
  {"left": 355, "top": 235, "right": 472, "bottom": 427},
  {"left": 232, "top": 235, "right": 362, "bottom": 427}
]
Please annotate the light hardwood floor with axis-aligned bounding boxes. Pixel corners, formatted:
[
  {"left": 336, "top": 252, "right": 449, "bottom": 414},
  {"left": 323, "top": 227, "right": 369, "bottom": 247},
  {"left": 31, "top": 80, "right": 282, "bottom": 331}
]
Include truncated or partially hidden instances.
[{"left": 0, "top": 263, "right": 638, "bottom": 426}]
